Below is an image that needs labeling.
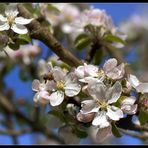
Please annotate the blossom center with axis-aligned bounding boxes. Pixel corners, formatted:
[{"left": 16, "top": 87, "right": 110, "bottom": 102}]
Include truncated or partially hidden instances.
[
  {"left": 96, "top": 69, "right": 104, "bottom": 78},
  {"left": 7, "top": 16, "right": 15, "bottom": 26},
  {"left": 96, "top": 100, "right": 108, "bottom": 110},
  {"left": 56, "top": 80, "right": 65, "bottom": 90}
]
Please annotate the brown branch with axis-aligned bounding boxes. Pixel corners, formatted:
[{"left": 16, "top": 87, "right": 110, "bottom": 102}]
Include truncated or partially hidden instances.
[
  {"left": 0, "top": 128, "right": 32, "bottom": 136},
  {"left": 17, "top": 4, "right": 83, "bottom": 67},
  {"left": 0, "top": 93, "right": 65, "bottom": 144},
  {"left": 119, "top": 128, "right": 148, "bottom": 140}
]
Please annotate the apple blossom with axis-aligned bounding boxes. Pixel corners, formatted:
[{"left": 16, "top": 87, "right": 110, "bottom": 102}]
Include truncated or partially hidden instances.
[
  {"left": 74, "top": 63, "right": 105, "bottom": 83},
  {"left": 32, "top": 79, "right": 53, "bottom": 105},
  {"left": 47, "top": 67, "right": 81, "bottom": 106},
  {"left": 78, "top": 81, "right": 123, "bottom": 127},
  {"left": 103, "top": 58, "right": 125, "bottom": 80},
  {"left": 0, "top": 5, "right": 33, "bottom": 34},
  {"left": 128, "top": 74, "right": 148, "bottom": 94},
  {"left": 121, "top": 96, "right": 137, "bottom": 115}
]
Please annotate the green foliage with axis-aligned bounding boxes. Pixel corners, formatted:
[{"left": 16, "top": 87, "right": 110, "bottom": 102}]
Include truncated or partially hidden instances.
[
  {"left": 74, "top": 33, "right": 91, "bottom": 50},
  {"left": 103, "top": 34, "right": 125, "bottom": 45},
  {"left": 93, "top": 48, "right": 103, "bottom": 65},
  {"left": 18, "top": 34, "right": 32, "bottom": 44},
  {"left": 139, "top": 110, "right": 148, "bottom": 125},
  {"left": 8, "top": 42, "right": 20, "bottom": 50},
  {"left": 47, "top": 4, "right": 61, "bottom": 14},
  {"left": 111, "top": 123, "right": 122, "bottom": 137}
]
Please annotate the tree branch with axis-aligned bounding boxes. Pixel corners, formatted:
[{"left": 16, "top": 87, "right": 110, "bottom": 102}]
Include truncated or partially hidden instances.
[
  {"left": 119, "top": 128, "right": 148, "bottom": 141},
  {"left": 0, "top": 93, "right": 65, "bottom": 144},
  {"left": 17, "top": 4, "right": 83, "bottom": 67}
]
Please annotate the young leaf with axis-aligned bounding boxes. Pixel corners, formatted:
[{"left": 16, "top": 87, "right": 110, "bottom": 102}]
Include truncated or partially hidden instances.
[
  {"left": 47, "top": 4, "right": 60, "bottom": 14},
  {"left": 8, "top": 42, "right": 20, "bottom": 50},
  {"left": 111, "top": 123, "right": 122, "bottom": 137},
  {"left": 74, "top": 34, "right": 91, "bottom": 50},
  {"left": 18, "top": 34, "right": 32, "bottom": 44},
  {"left": 104, "top": 34, "right": 125, "bottom": 45},
  {"left": 93, "top": 48, "right": 103, "bottom": 65}
]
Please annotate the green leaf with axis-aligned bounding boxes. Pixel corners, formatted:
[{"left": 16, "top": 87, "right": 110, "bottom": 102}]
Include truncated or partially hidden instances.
[
  {"left": 74, "top": 34, "right": 91, "bottom": 50},
  {"left": 18, "top": 34, "right": 32, "bottom": 44},
  {"left": 139, "top": 110, "right": 148, "bottom": 125},
  {"left": 93, "top": 48, "right": 103, "bottom": 65},
  {"left": 47, "top": 4, "right": 60, "bottom": 14},
  {"left": 8, "top": 42, "right": 20, "bottom": 50},
  {"left": 111, "top": 123, "right": 122, "bottom": 137},
  {"left": 104, "top": 34, "right": 125, "bottom": 45}
]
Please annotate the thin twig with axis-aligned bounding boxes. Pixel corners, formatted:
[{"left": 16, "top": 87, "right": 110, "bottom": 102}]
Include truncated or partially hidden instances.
[{"left": 119, "top": 128, "right": 148, "bottom": 140}]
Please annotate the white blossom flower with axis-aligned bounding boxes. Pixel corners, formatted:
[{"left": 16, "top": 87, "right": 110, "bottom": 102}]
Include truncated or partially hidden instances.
[
  {"left": 47, "top": 67, "right": 81, "bottom": 106},
  {"left": 103, "top": 58, "right": 125, "bottom": 80},
  {"left": 128, "top": 74, "right": 148, "bottom": 94},
  {"left": 32, "top": 79, "right": 54, "bottom": 105},
  {"left": 71, "top": 8, "right": 113, "bottom": 36},
  {"left": 0, "top": 5, "right": 33, "bottom": 34},
  {"left": 78, "top": 81, "right": 123, "bottom": 128},
  {"left": 75, "top": 63, "right": 105, "bottom": 83},
  {"left": 37, "top": 59, "right": 53, "bottom": 77},
  {"left": 43, "top": 3, "right": 80, "bottom": 34},
  {"left": 121, "top": 96, "right": 137, "bottom": 115}
]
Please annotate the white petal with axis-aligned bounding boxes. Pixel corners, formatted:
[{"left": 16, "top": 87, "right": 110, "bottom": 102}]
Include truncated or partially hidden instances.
[
  {"left": 46, "top": 80, "right": 56, "bottom": 91},
  {"left": 92, "top": 111, "right": 110, "bottom": 128},
  {"left": 0, "top": 15, "right": 7, "bottom": 22},
  {"left": 11, "top": 24, "right": 28, "bottom": 34},
  {"left": 87, "top": 81, "right": 106, "bottom": 101},
  {"left": 121, "top": 104, "right": 137, "bottom": 115},
  {"left": 15, "top": 17, "right": 33, "bottom": 25},
  {"left": 136, "top": 83, "right": 148, "bottom": 93},
  {"left": 107, "top": 81, "right": 122, "bottom": 104},
  {"left": 33, "top": 91, "right": 51, "bottom": 105},
  {"left": 0, "top": 22, "right": 10, "bottom": 31},
  {"left": 121, "top": 96, "right": 137, "bottom": 106},
  {"left": 103, "top": 58, "right": 117, "bottom": 72},
  {"left": 106, "top": 106, "right": 123, "bottom": 121},
  {"left": 32, "top": 79, "right": 40, "bottom": 91},
  {"left": 96, "top": 126, "right": 112, "bottom": 143},
  {"left": 108, "top": 63, "right": 125, "bottom": 80},
  {"left": 79, "top": 76, "right": 102, "bottom": 84},
  {"left": 64, "top": 82, "right": 81, "bottom": 97},
  {"left": 52, "top": 67, "right": 66, "bottom": 81},
  {"left": 5, "top": 5, "right": 19, "bottom": 17},
  {"left": 49, "top": 91, "right": 64, "bottom": 106},
  {"left": 84, "top": 64, "right": 98, "bottom": 77},
  {"left": 75, "top": 65, "right": 85, "bottom": 79},
  {"left": 128, "top": 74, "right": 140, "bottom": 89},
  {"left": 80, "top": 100, "right": 99, "bottom": 114},
  {"left": 77, "top": 112, "right": 95, "bottom": 123}
]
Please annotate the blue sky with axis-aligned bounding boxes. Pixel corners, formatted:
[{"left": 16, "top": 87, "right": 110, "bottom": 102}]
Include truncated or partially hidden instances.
[{"left": 0, "top": 3, "right": 147, "bottom": 145}]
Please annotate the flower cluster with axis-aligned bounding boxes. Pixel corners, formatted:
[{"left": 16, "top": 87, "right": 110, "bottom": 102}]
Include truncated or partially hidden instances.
[
  {"left": 71, "top": 8, "right": 126, "bottom": 48},
  {"left": 31, "top": 57, "right": 148, "bottom": 142},
  {"left": 0, "top": 5, "right": 33, "bottom": 34}
]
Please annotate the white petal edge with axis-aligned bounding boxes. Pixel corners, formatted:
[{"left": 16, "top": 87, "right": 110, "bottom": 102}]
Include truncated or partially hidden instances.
[
  {"left": 106, "top": 105, "right": 124, "bottom": 121},
  {"left": 11, "top": 24, "right": 28, "bottom": 34},
  {"left": 92, "top": 111, "right": 110, "bottom": 128},
  {"left": 15, "top": 17, "right": 33, "bottom": 25},
  {"left": 0, "top": 22, "right": 10, "bottom": 31},
  {"left": 49, "top": 91, "right": 64, "bottom": 106}
]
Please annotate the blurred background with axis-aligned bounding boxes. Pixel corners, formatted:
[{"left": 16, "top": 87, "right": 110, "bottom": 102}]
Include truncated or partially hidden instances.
[{"left": 0, "top": 3, "right": 148, "bottom": 145}]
